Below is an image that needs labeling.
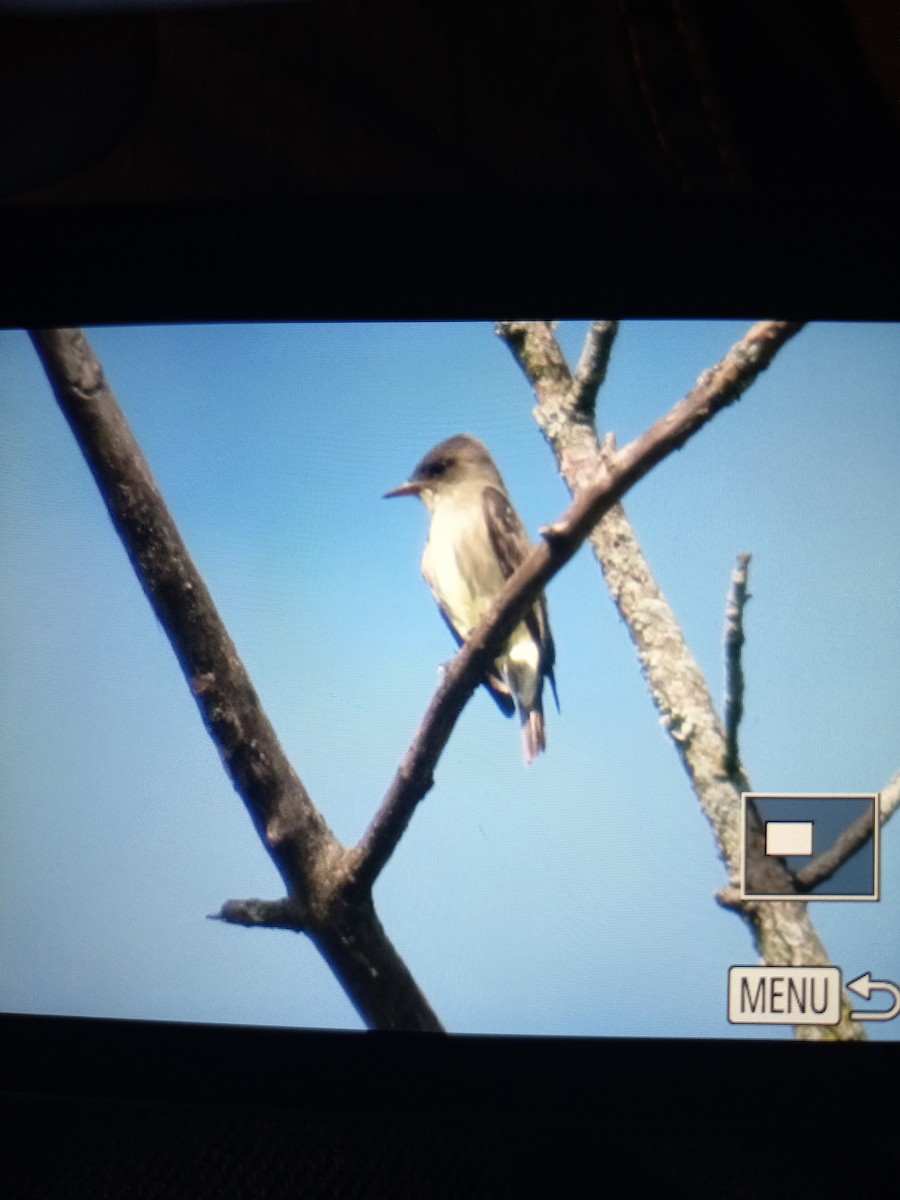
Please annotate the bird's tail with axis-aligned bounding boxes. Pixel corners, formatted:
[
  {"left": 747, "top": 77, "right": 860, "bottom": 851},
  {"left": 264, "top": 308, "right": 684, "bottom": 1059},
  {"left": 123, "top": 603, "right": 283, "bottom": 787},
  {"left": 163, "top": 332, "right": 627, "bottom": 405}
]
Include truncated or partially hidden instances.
[
  {"left": 520, "top": 704, "right": 546, "bottom": 765},
  {"left": 503, "top": 652, "right": 547, "bottom": 765}
]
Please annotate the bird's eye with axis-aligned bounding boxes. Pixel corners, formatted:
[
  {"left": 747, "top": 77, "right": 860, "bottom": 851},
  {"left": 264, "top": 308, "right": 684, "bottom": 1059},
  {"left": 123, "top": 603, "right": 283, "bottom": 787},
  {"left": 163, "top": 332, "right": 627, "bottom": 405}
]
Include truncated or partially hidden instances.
[{"left": 427, "top": 460, "right": 447, "bottom": 478}]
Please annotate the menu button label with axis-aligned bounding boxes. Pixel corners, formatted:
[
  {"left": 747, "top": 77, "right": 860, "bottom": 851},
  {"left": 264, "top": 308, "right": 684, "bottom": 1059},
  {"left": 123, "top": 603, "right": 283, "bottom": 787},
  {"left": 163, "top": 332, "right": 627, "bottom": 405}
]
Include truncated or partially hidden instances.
[{"left": 728, "top": 966, "right": 841, "bottom": 1025}]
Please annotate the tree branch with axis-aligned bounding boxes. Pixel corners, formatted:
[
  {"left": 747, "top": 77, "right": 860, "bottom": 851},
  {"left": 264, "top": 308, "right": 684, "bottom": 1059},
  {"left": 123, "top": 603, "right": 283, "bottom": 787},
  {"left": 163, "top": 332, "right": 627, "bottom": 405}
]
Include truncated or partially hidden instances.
[
  {"left": 573, "top": 320, "right": 619, "bottom": 417},
  {"left": 351, "top": 320, "right": 802, "bottom": 890},
  {"left": 497, "top": 318, "right": 871, "bottom": 1041},
  {"left": 212, "top": 898, "right": 308, "bottom": 931},
  {"left": 30, "top": 327, "right": 443, "bottom": 1033},
  {"left": 723, "top": 553, "right": 751, "bottom": 778}
]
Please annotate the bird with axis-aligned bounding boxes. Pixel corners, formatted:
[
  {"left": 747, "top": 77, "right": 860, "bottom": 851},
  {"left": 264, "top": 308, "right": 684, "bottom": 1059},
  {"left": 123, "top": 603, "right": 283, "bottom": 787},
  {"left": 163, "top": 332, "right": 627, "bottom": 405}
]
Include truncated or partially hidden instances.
[{"left": 384, "top": 434, "right": 557, "bottom": 763}]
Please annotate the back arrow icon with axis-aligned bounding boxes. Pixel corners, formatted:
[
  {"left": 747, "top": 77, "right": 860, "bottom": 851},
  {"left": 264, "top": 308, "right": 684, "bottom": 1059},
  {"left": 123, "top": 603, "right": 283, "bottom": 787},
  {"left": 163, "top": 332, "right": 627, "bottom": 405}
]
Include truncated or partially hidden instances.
[{"left": 846, "top": 972, "right": 900, "bottom": 1021}]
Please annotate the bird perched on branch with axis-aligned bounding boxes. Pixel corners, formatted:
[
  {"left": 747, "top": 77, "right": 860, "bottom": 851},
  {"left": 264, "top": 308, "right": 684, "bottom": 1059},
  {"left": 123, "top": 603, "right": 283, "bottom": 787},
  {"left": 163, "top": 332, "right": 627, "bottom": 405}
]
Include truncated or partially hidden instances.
[{"left": 385, "top": 434, "right": 557, "bottom": 763}]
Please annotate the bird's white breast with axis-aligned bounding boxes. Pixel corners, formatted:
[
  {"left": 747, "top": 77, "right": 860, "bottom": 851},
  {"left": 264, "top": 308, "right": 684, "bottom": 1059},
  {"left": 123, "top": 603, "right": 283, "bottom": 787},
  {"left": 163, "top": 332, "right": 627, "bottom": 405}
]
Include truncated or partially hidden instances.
[{"left": 421, "top": 490, "right": 506, "bottom": 639}]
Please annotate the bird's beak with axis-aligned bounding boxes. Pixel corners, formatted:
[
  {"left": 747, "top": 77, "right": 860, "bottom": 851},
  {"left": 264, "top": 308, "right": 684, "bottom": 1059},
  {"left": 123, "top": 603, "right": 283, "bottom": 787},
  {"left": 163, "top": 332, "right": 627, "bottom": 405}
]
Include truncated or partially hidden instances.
[{"left": 383, "top": 480, "right": 424, "bottom": 499}]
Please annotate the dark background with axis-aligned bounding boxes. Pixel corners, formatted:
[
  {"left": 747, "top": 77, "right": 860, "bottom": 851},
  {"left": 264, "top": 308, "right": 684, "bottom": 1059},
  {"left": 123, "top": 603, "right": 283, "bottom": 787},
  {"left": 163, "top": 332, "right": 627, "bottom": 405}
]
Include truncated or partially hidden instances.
[
  {"left": 2, "top": 1, "right": 899, "bottom": 1195},
  {"left": 2, "top": 0, "right": 900, "bottom": 325}
]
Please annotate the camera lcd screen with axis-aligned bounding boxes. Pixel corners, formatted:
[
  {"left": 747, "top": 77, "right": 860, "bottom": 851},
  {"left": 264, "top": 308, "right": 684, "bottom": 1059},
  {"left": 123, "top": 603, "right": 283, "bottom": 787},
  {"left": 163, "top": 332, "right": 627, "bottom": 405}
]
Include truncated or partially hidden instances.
[{"left": 2, "top": 319, "right": 897, "bottom": 1041}]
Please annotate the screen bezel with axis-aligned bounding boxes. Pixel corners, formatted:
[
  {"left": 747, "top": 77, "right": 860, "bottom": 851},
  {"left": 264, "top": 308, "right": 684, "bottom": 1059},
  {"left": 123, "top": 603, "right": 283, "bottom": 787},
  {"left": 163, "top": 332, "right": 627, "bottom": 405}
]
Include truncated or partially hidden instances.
[{"left": 3, "top": 194, "right": 899, "bottom": 1130}]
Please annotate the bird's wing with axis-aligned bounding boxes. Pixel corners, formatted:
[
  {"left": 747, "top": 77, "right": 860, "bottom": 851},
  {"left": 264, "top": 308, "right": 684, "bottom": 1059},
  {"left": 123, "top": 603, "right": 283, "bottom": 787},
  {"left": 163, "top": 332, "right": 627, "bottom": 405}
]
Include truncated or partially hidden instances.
[
  {"left": 537, "top": 594, "right": 560, "bottom": 712},
  {"left": 482, "top": 485, "right": 530, "bottom": 580},
  {"left": 436, "top": 606, "right": 515, "bottom": 716},
  {"left": 483, "top": 486, "right": 557, "bottom": 702},
  {"left": 483, "top": 675, "right": 516, "bottom": 717}
]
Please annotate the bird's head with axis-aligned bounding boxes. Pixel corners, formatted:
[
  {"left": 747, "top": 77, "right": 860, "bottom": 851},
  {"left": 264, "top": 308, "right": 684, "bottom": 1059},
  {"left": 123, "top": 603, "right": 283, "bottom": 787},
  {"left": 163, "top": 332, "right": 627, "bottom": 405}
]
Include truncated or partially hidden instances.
[{"left": 384, "top": 434, "right": 500, "bottom": 509}]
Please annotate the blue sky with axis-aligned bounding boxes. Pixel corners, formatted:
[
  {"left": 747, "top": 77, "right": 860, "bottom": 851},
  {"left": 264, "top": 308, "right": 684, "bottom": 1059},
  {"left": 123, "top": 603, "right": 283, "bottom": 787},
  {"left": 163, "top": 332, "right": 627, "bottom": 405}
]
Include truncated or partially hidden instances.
[{"left": 1, "top": 320, "right": 898, "bottom": 1040}]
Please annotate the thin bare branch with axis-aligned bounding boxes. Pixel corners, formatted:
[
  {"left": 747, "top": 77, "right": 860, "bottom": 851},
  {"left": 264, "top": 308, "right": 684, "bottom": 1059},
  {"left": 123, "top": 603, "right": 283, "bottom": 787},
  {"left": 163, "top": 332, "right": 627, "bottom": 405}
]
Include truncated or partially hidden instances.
[
  {"left": 352, "top": 320, "right": 801, "bottom": 889},
  {"left": 723, "top": 553, "right": 752, "bottom": 778},
  {"left": 211, "top": 898, "right": 308, "bottom": 931},
  {"left": 30, "top": 327, "right": 443, "bottom": 1034},
  {"left": 573, "top": 320, "right": 619, "bottom": 417}
]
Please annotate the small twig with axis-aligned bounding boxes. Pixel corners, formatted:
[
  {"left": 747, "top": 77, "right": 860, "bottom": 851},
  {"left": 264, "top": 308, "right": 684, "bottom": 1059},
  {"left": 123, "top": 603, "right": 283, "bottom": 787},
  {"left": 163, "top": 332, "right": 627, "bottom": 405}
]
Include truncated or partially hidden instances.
[
  {"left": 723, "top": 553, "right": 752, "bottom": 777},
  {"left": 211, "top": 898, "right": 308, "bottom": 931},
  {"left": 572, "top": 320, "right": 619, "bottom": 417}
]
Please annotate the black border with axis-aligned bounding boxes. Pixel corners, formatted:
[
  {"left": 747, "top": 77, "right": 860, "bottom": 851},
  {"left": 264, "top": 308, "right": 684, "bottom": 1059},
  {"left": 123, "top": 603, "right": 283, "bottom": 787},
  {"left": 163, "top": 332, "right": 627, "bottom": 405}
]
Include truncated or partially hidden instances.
[
  {"left": 4, "top": 194, "right": 900, "bottom": 328},
  {"left": 3, "top": 1013, "right": 898, "bottom": 1133}
]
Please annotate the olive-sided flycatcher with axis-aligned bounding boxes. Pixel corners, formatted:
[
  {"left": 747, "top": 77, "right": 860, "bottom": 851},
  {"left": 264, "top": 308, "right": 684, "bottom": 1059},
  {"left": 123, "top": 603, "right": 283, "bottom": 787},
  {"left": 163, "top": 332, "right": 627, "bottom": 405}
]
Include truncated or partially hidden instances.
[{"left": 385, "top": 434, "right": 557, "bottom": 764}]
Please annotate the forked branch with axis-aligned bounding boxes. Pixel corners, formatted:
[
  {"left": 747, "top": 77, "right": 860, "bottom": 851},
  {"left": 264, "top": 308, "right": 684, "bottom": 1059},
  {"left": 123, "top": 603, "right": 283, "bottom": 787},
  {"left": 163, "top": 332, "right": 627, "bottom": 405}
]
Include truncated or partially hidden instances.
[{"left": 497, "top": 319, "right": 877, "bottom": 1042}]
